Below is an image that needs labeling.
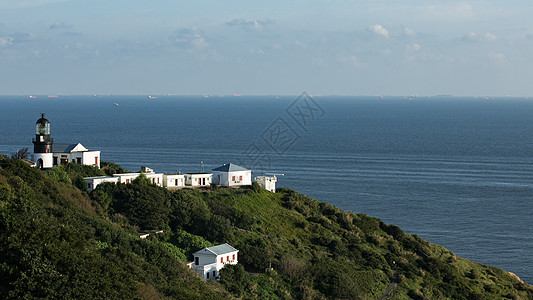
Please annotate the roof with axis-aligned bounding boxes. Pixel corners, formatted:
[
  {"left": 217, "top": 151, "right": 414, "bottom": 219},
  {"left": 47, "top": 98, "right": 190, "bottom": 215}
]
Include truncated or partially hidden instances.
[
  {"left": 185, "top": 172, "right": 212, "bottom": 175},
  {"left": 21, "top": 158, "right": 37, "bottom": 166},
  {"left": 193, "top": 243, "right": 238, "bottom": 256},
  {"left": 52, "top": 143, "right": 78, "bottom": 153},
  {"left": 84, "top": 176, "right": 116, "bottom": 180},
  {"left": 52, "top": 143, "right": 90, "bottom": 153},
  {"left": 36, "top": 113, "right": 50, "bottom": 124},
  {"left": 212, "top": 163, "right": 249, "bottom": 172}
]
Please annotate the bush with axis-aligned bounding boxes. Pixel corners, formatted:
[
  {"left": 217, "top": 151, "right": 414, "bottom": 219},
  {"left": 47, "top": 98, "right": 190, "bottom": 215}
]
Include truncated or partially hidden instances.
[
  {"left": 46, "top": 168, "right": 71, "bottom": 184},
  {"left": 73, "top": 175, "right": 88, "bottom": 191},
  {"left": 219, "top": 264, "right": 250, "bottom": 296}
]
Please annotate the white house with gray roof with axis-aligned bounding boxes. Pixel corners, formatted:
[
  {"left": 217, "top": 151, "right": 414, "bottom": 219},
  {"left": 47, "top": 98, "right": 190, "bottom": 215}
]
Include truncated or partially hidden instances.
[
  {"left": 191, "top": 243, "right": 239, "bottom": 280},
  {"left": 212, "top": 163, "right": 252, "bottom": 187},
  {"left": 50, "top": 143, "right": 101, "bottom": 168}
]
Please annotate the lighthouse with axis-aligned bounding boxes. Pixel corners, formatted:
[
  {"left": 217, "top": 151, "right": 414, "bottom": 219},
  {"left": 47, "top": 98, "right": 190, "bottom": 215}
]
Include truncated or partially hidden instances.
[{"left": 32, "top": 113, "right": 54, "bottom": 169}]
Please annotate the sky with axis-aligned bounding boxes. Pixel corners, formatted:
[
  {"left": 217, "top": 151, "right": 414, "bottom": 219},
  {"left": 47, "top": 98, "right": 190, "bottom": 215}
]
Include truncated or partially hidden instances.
[{"left": 0, "top": 0, "right": 532, "bottom": 96}]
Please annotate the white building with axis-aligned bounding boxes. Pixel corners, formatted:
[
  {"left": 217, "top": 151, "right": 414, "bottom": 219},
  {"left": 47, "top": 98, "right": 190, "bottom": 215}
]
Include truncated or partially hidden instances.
[
  {"left": 84, "top": 176, "right": 118, "bottom": 192},
  {"left": 191, "top": 243, "right": 239, "bottom": 280},
  {"left": 84, "top": 167, "right": 165, "bottom": 192},
  {"left": 212, "top": 163, "right": 252, "bottom": 187},
  {"left": 113, "top": 172, "right": 164, "bottom": 186},
  {"left": 32, "top": 114, "right": 100, "bottom": 169},
  {"left": 184, "top": 173, "right": 212, "bottom": 187},
  {"left": 163, "top": 174, "right": 185, "bottom": 189},
  {"left": 255, "top": 175, "right": 278, "bottom": 193},
  {"left": 52, "top": 143, "right": 101, "bottom": 168}
]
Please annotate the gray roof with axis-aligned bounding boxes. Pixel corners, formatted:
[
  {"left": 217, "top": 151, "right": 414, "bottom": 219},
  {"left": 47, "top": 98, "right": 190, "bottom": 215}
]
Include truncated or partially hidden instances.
[
  {"left": 193, "top": 243, "right": 238, "bottom": 256},
  {"left": 52, "top": 143, "right": 78, "bottom": 153},
  {"left": 212, "top": 163, "right": 249, "bottom": 172}
]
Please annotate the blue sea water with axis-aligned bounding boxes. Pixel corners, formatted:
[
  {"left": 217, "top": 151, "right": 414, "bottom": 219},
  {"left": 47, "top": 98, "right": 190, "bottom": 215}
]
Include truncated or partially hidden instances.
[{"left": 1, "top": 94, "right": 532, "bottom": 284}]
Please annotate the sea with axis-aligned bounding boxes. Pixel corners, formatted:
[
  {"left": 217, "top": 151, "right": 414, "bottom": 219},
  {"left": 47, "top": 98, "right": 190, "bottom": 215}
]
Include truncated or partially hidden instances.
[{"left": 1, "top": 94, "right": 532, "bottom": 284}]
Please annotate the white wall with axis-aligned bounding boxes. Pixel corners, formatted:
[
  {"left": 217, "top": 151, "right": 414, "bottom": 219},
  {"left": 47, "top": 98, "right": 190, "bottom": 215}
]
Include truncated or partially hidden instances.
[
  {"left": 163, "top": 174, "right": 185, "bottom": 188},
  {"left": 255, "top": 176, "right": 277, "bottom": 192},
  {"left": 213, "top": 170, "right": 252, "bottom": 186},
  {"left": 185, "top": 174, "right": 212, "bottom": 186},
  {"left": 84, "top": 176, "right": 118, "bottom": 192},
  {"left": 33, "top": 153, "right": 53, "bottom": 168},
  {"left": 82, "top": 151, "right": 100, "bottom": 168}
]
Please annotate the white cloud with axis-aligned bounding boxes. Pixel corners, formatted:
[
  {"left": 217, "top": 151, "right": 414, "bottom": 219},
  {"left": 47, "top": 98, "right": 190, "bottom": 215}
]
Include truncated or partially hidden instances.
[
  {"left": 337, "top": 53, "right": 364, "bottom": 68},
  {"left": 406, "top": 42, "right": 421, "bottom": 52},
  {"left": 225, "top": 19, "right": 273, "bottom": 32},
  {"left": 270, "top": 43, "right": 282, "bottom": 50},
  {"left": 50, "top": 21, "right": 73, "bottom": 29},
  {"left": 488, "top": 51, "right": 507, "bottom": 65},
  {"left": 0, "top": 0, "right": 70, "bottom": 9},
  {"left": 404, "top": 27, "right": 415, "bottom": 37},
  {"left": 483, "top": 33, "right": 497, "bottom": 42},
  {"left": 0, "top": 36, "right": 14, "bottom": 46},
  {"left": 381, "top": 49, "right": 392, "bottom": 56},
  {"left": 294, "top": 40, "right": 306, "bottom": 48},
  {"left": 461, "top": 32, "right": 497, "bottom": 42},
  {"left": 250, "top": 48, "right": 264, "bottom": 54},
  {"left": 368, "top": 24, "right": 390, "bottom": 38},
  {"left": 172, "top": 27, "right": 208, "bottom": 50}
]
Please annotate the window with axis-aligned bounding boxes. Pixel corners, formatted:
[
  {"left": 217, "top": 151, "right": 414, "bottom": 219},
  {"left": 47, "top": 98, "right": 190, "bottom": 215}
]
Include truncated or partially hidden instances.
[
  {"left": 206, "top": 272, "right": 209, "bottom": 279},
  {"left": 126, "top": 179, "right": 130, "bottom": 184},
  {"left": 95, "top": 157, "right": 98, "bottom": 165},
  {"left": 232, "top": 175, "right": 235, "bottom": 181},
  {"left": 232, "top": 254, "right": 235, "bottom": 261},
  {"left": 88, "top": 183, "right": 92, "bottom": 189},
  {"left": 227, "top": 256, "right": 229, "bottom": 261},
  {"left": 213, "top": 271, "right": 216, "bottom": 277},
  {"left": 195, "top": 257, "right": 199, "bottom": 265},
  {"left": 198, "top": 178, "right": 201, "bottom": 185},
  {"left": 175, "top": 179, "right": 178, "bottom": 186},
  {"left": 157, "top": 177, "right": 160, "bottom": 184},
  {"left": 239, "top": 176, "right": 242, "bottom": 181},
  {"left": 220, "top": 257, "right": 223, "bottom": 263}
]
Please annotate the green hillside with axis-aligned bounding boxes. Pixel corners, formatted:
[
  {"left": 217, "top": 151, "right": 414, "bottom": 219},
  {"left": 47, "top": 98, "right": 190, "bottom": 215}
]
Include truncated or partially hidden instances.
[{"left": 1, "top": 157, "right": 531, "bottom": 299}]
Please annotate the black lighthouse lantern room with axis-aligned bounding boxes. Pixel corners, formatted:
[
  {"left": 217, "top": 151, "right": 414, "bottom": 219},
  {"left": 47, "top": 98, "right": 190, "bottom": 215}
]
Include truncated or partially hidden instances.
[{"left": 33, "top": 113, "right": 54, "bottom": 153}]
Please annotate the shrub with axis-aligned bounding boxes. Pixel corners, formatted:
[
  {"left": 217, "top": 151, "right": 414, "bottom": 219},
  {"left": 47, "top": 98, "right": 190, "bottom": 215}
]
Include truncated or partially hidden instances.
[{"left": 45, "top": 168, "right": 71, "bottom": 184}]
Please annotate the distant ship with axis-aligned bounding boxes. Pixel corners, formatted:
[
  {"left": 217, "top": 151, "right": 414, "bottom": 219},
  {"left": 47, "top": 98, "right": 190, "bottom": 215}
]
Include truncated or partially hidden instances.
[
  {"left": 113, "top": 103, "right": 119, "bottom": 106},
  {"left": 148, "top": 96, "right": 159, "bottom": 99},
  {"left": 48, "top": 95, "right": 59, "bottom": 98},
  {"left": 29, "top": 95, "right": 37, "bottom": 99}
]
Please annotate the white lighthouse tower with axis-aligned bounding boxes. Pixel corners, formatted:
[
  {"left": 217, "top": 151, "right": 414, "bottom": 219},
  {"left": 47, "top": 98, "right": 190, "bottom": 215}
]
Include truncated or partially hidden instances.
[{"left": 32, "top": 113, "right": 54, "bottom": 169}]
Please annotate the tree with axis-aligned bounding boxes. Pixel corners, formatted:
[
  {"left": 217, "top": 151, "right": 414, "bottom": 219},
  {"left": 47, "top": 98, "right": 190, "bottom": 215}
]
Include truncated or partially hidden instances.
[
  {"left": 131, "top": 172, "right": 151, "bottom": 186},
  {"left": 11, "top": 147, "right": 29, "bottom": 160},
  {"left": 219, "top": 264, "right": 250, "bottom": 296},
  {"left": 73, "top": 175, "right": 88, "bottom": 191}
]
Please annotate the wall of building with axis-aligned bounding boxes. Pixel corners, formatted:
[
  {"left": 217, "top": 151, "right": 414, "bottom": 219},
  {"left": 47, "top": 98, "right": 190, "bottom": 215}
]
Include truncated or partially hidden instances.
[
  {"left": 32, "top": 153, "right": 53, "bottom": 169},
  {"left": 82, "top": 151, "right": 101, "bottom": 168}
]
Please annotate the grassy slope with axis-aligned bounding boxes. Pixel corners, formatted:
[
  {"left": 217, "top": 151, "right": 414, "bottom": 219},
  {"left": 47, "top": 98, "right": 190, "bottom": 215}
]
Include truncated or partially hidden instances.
[
  {"left": 1, "top": 158, "right": 532, "bottom": 299},
  {"left": 203, "top": 187, "right": 532, "bottom": 299}
]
